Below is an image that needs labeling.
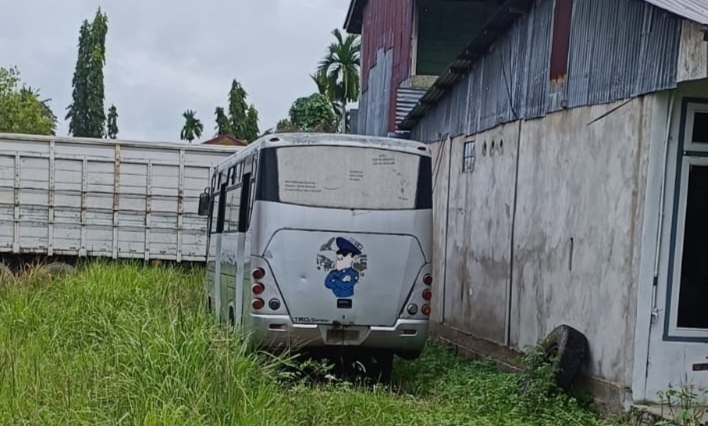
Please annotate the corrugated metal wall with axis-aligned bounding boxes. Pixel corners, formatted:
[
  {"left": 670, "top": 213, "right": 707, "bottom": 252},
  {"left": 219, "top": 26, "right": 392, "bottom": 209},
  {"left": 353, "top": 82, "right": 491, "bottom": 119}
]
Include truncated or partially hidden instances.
[
  {"left": 358, "top": 0, "right": 414, "bottom": 136},
  {"left": 412, "top": 0, "right": 682, "bottom": 143},
  {"left": 358, "top": 49, "right": 393, "bottom": 136}
]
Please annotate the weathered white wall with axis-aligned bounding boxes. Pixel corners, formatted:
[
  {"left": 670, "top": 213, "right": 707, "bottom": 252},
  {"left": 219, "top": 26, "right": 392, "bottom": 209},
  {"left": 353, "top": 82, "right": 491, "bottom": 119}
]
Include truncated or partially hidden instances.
[
  {"left": 677, "top": 19, "right": 708, "bottom": 83},
  {"left": 511, "top": 98, "right": 653, "bottom": 386},
  {"left": 429, "top": 96, "right": 657, "bottom": 394}
]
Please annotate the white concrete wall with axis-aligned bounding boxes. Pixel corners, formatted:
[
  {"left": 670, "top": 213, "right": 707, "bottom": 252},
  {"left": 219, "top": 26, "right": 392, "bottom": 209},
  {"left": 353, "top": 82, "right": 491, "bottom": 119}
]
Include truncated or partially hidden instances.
[{"left": 430, "top": 96, "right": 657, "bottom": 394}]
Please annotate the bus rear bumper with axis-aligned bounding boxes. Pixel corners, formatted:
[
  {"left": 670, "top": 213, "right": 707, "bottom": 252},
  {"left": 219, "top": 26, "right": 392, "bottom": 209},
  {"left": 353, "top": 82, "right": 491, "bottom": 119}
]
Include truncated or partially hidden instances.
[{"left": 247, "top": 314, "right": 429, "bottom": 359}]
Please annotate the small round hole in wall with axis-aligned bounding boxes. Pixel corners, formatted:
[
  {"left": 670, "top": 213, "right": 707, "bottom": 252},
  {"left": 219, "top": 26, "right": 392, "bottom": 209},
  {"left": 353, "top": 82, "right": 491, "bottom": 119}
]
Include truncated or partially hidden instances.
[
  {"left": 482, "top": 142, "right": 487, "bottom": 156},
  {"left": 490, "top": 140, "right": 495, "bottom": 156},
  {"left": 499, "top": 139, "right": 504, "bottom": 155}
]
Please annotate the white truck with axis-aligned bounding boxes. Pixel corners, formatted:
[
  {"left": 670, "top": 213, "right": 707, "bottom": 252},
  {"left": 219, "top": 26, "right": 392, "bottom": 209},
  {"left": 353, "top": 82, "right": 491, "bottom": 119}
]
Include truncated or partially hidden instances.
[{"left": 0, "top": 132, "right": 241, "bottom": 277}]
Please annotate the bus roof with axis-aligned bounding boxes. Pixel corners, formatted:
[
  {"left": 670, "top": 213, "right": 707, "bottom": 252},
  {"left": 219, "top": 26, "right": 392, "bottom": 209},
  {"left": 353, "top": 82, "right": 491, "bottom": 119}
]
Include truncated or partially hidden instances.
[{"left": 213, "top": 132, "right": 431, "bottom": 173}]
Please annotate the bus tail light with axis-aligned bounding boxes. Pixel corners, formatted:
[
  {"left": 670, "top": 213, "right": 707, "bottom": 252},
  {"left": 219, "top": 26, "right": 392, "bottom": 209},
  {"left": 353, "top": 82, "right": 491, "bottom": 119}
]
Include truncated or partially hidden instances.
[
  {"left": 407, "top": 304, "right": 418, "bottom": 315},
  {"left": 252, "top": 268, "right": 266, "bottom": 280},
  {"left": 251, "top": 298, "right": 264, "bottom": 310},
  {"left": 423, "top": 274, "right": 433, "bottom": 286},
  {"left": 422, "top": 289, "right": 432, "bottom": 301},
  {"left": 251, "top": 283, "right": 265, "bottom": 295},
  {"left": 422, "top": 304, "right": 431, "bottom": 316}
]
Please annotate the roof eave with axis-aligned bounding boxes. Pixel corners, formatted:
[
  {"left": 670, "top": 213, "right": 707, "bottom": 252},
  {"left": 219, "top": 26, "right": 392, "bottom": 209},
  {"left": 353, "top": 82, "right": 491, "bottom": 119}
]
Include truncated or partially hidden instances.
[
  {"left": 397, "top": 0, "right": 535, "bottom": 132},
  {"left": 343, "top": 0, "right": 367, "bottom": 34}
]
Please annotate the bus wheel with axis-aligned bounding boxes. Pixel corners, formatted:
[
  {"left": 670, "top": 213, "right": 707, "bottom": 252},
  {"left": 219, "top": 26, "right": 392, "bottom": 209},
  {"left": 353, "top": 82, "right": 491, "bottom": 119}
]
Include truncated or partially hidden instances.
[
  {"left": 0, "top": 263, "right": 13, "bottom": 283},
  {"left": 373, "top": 351, "right": 394, "bottom": 383},
  {"left": 42, "top": 262, "right": 76, "bottom": 278}
]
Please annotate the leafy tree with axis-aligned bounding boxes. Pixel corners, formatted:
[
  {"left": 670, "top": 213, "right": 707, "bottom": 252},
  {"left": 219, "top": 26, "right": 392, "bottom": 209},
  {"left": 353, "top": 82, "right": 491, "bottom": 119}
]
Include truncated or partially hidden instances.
[
  {"left": 286, "top": 93, "right": 337, "bottom": 133},
  {"left": 180, "top": 110, "right": 203, "bottom": 144},
  {"left": 0, "top": 66, "right": 57, "bottom": 135},
  {"left": 106, "top": 104, "right": 118, "bottom": 139},
  {"left": 244, "top": 105, "right": 259, "bottom": 141},
  {"left": 275, "top": 118, "right": 298, "bottom": 133},
  {"left": 214, "top": 106, "right": 232, "bottom": 136},
  {"left": 213, "top": 79, "right": 261, "bottom": 143},
  {"left": 66, "top": 8, "right": 109, "bottom": 138},
  {"left": 316, "top": 28, "right": 360, "bottom": 132},
  {"left": 227, "top": 79, "right": 248, "bottom": 139}
]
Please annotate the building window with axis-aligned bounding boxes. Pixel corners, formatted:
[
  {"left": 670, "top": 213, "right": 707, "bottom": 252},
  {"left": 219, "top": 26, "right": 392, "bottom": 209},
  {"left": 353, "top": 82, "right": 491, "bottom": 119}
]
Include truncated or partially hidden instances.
[
  {"left": 549, "top": 0, "right": 573, "bottom": 82},
  {"left": 463, "top": 141, "right": 475, "bottom": 173},
  {"left": 692, "top": 112, "right": 708, "bottom": 143}
]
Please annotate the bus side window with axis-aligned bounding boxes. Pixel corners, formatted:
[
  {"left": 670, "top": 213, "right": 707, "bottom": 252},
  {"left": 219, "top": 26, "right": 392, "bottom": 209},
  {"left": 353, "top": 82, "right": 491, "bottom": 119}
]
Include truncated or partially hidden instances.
[
  {"left": 215, "top": 183, "right": 227, "bottom": 234},
  {"left": 209, "top": 192, "right": 220, "bottom": 235},
  {"left": 225, "top": 185, "right": 242, "bottom": 233},
  {"left": 238, "top": 173, "right": 252, "bottom": 233}
]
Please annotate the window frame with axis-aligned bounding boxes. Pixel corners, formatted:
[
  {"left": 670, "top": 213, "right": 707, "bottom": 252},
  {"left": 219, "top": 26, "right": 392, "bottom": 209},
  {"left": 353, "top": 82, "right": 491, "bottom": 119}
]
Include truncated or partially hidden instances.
[{"left": 463, "top": 141, "right": 476, "bottom": 173}]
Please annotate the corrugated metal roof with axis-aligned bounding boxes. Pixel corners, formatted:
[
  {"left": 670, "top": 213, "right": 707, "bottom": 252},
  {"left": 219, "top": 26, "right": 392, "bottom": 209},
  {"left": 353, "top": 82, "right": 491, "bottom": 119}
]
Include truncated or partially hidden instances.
[
  {"left": 408, "top": 0, "right": 683, "bottom": 143},
  {"left": 642, "top": 0, "right": 708, "bottom": 25},
  {"left": 396, "top": 87, "right": 427, "bottom": 126},
  {"left": 399, "top": 0, "right": 697, "bottom": 133}
]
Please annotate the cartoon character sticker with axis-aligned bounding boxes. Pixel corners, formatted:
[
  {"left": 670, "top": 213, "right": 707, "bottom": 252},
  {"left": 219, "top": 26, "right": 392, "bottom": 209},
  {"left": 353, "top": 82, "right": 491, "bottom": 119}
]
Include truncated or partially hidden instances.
[{"left": 316, "top": 236, "right": 367, "bottom": 298}]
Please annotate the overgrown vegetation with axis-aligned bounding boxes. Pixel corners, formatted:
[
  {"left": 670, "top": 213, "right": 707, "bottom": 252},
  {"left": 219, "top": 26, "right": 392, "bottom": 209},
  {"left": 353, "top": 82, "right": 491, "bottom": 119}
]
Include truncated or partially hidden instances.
[{"left": 1, "top": 261, "right": 614, "bottom": 425}]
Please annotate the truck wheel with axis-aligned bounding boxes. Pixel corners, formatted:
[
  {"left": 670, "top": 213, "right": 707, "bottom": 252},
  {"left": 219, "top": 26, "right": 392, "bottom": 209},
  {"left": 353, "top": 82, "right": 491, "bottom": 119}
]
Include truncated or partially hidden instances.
[
  {"left": 538, "top": 324, "right": 588, "bottom": 392},
  {"left": 42, "top": 262, "right": 76, "bottom": 278},
  {"left": 0, "top": 263, "right": 13, "bottom": 282}
]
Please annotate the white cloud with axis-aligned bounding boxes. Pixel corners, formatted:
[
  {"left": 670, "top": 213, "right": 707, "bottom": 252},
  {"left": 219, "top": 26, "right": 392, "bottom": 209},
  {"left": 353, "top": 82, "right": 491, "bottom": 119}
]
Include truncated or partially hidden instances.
[{"left": 0, "top": 0, "right": 350, "bottom": 142}]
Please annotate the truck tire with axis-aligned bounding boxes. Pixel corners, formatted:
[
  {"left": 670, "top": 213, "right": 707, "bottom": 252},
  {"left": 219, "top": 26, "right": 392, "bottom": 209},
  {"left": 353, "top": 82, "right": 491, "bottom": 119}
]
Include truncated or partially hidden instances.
[
  {"left": 42, "top": 262, "right": 76, "bottom": 278},
  {"left": 0, "top": 263, "right": 13, "bottom": 282},
  {"left": 539, "top": 324, "right": 588, "bottom": 392}
]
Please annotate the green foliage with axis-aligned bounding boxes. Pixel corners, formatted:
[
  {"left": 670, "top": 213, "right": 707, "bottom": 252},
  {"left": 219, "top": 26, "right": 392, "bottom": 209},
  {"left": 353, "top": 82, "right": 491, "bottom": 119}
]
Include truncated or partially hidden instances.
[
  {"left": 228, "top": 80, "right": 259, "bottom": 142},
  {"left": 0, "top": 262, "right": 611, "bottom": 425},
  {"left": 227, "top": 79, "right": 248, "bottom": 138},
  {"left": 0, "top": 66, "right": 57, "bottom": 135},
  {"left": 275, "top": 118, "right": 298, "bottom": 133},
  {"left": 244, "top": 104, "right": 259, "bottom": 142},
  {"left": 655, "top": 385, "right": 708, "bottom": 426},
  {"left": 66, "top": 8, "right": 109, "bottom": 138},
  {"left": 211, "top": 80, "right": 260, "bottom": 143},
  {"left": 214, "top": 106, "right": 232, "bottom": 136},
  {"left": 106, "top": 104, "right": 118, "bottom": 139},
  {"left": 287, "top": 93, "right": 338, "bottom": 133},
  {"left": 180, "top": 109, "right": 203, "bottom": 144},
  {"left": 315, "top": 28, "right": 361, "bottom": 132}
]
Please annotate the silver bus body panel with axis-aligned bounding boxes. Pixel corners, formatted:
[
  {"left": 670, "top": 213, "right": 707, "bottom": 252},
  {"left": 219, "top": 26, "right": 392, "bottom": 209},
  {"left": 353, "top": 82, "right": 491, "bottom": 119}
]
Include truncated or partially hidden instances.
[{"left": 204, "top": 133, "right": 432, "bottom": 356}]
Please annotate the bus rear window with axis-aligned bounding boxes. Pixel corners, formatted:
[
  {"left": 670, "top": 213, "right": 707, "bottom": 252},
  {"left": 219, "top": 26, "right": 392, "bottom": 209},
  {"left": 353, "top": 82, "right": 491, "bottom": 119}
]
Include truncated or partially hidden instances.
[{"left": 275, "top": 145, "right": 422, "bottom": 210}]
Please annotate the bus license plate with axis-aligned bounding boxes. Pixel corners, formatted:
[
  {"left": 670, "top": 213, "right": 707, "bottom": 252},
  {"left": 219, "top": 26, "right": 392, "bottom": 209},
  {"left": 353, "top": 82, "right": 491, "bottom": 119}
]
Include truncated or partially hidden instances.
[{"left": 327, "top": 329, "right": 359, "bottom": 342}]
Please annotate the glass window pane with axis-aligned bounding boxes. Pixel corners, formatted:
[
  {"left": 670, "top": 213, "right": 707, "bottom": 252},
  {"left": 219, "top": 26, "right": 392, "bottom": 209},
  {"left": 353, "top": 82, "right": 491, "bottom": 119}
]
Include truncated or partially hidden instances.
[
  {"left": 677, "top": 165, "right": 708, "bottom": 329},
  {"left": 225, "top": 188, "right": 241, "bottom": 232},
  {"left": 692, "top": 112, "right": 708, "bottom": 144}
]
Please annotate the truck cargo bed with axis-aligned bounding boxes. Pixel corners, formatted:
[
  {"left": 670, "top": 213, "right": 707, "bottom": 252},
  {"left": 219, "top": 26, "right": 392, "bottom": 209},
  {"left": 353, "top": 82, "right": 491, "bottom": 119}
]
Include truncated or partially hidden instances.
[{"left": 0, "top": 133, "right": 239, "bottom": 262}]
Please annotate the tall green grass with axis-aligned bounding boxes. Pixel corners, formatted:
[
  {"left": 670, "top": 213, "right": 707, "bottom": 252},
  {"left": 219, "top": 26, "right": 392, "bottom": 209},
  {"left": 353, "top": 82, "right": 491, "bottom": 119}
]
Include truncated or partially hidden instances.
[{"left": 0, "top": 262, "right": 610, "bottom": 425}]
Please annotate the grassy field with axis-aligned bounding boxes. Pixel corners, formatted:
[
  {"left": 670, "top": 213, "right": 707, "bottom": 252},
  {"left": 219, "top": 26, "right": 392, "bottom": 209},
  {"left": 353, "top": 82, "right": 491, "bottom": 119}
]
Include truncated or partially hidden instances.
[{"left": 0, "top": 261, "right": 615, "bottom": 426}]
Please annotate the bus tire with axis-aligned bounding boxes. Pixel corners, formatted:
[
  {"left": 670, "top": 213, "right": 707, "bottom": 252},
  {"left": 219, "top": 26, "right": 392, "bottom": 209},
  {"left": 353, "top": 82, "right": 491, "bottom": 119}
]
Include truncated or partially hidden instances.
[
  {"left": 0, "top": 263, "right": 13, "bottom": 282},
  {"left": 538, "top": 324, "right": 588, "bottom": 392},
  {"left": 42, "top": 262, "right": 76, "bottom": 278},
  {"left": 369, "top": 351, "right": 394, "bottom": 383}
]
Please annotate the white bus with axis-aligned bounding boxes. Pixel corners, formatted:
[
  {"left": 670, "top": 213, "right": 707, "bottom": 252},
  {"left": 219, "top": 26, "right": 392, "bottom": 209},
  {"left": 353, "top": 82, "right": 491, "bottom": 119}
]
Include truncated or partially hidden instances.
[{"left": 197, "top": 132, "right": 433, "bottom": 379}]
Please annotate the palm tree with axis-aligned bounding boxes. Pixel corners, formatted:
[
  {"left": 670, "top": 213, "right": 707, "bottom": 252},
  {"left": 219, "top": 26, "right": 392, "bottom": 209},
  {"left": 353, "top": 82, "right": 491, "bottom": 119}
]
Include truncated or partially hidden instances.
[
  {"left": 316, "top": 28, "right": 360, "bottom": 132},
  {"left": 180, "top": 109, "right": 203, "bottom": 144}
]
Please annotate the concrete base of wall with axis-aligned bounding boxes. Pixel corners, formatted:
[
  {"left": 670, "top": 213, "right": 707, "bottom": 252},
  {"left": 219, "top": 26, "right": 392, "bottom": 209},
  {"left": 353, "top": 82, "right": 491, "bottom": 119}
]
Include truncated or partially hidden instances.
[{"left": 430, "top": 322, "right": 627, "bottom": 417}]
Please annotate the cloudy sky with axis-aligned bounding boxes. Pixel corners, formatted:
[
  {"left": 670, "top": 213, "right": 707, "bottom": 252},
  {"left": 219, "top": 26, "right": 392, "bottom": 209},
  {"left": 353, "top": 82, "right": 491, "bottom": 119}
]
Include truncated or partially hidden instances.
[{"left": 0, "top": 0, "right": 351, "bottom": 143}]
